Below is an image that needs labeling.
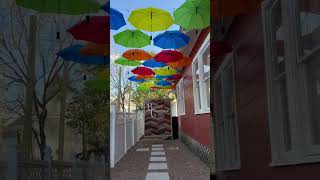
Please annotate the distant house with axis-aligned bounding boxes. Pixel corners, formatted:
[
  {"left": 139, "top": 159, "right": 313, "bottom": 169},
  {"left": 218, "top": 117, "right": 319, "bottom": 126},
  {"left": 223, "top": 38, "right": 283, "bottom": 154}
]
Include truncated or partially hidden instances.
[
  {"left": 176, "top": 28, "right": 211, "bottom": 165},
  {"left": 212, "top": 0, "right": 320, "bottom": 179}
]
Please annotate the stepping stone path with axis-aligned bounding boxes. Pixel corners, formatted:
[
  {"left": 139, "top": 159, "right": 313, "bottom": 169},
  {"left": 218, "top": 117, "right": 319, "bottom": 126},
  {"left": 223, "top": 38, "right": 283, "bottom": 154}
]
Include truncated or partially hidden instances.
[{"left": 145, "top": 144, "right": 170, "bottom": 180}]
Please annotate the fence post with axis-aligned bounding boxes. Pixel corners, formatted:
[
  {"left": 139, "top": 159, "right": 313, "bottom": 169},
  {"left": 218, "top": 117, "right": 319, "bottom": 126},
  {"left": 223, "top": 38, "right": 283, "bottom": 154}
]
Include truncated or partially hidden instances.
[
  {"left": 110, "top": 104, "right": 116, "bottom": 168},
  {"left": 4, "top": 130, "right": 17, "bottom": 180},
  {"left": 132, "top": 113, "right": 135, "bottom": 146}
]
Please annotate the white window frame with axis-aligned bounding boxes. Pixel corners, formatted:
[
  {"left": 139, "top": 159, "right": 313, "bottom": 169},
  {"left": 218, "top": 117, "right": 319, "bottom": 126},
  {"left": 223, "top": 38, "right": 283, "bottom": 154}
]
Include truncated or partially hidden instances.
[
  {"left": 213, "top": 52, "right": 241, "bottom": 171},
  {"left": 262, "top": 0, "right": 320, "bottom": 166},
  {"left": 176, "top": 78, "right": 185, "bottom": 116},
  {"left": 192, "top": 34, "right": 210, "bottom": 114}
]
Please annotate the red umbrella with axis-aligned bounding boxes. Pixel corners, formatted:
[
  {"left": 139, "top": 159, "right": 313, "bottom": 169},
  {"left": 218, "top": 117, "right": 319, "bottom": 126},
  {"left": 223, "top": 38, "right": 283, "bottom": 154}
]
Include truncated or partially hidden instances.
[
  {"left": 67, "top": 16, "right": 109, "bottom": 44},
  {"left": 154, "top": 50, "right": 183, "bottom": 63},
  {"left": 212, "top": 42, "right": 233, "bottom": 57},
  {"left": 167, "top": 74, "right": 182, "bottom": 82},
  {"left": 131, "top": 67, "right": 154, "bottom": 76}
]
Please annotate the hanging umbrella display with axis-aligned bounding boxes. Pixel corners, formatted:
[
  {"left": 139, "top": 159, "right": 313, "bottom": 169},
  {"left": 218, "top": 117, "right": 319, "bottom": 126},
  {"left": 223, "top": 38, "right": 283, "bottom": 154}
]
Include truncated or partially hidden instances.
[
  {"left": 57, "top": 44, "right": 109, "bottom": 65},
  {"left": 154, "top": 50, "right": 183, "bottom": 63},
  {"left": 142, "top": 59, "right": 167, "bottom": 68},
  {"left": 123, "top": 49, "right": 152, "bottom": 61},
  {"left": 212, "top": 42, "right": 233, "bottom": 57},
  {"left": 131, "top": 66, "right": 154, "bottom": 76},
  {"left": 80, "top": 42, "right": 109, "bottom": 56},
  {"left": 114, "top": 57, "right": 142, "bottom": 66},
  {"left": 156, "top": 80, "right": 172, "bottom": 86},
  {"left": 16, "top": 0, "right": 102, "bottom": 15},
  {"left": 67, "top": 16, "right": 109, "bottom": 44},
  {"left": 173, "top": 0, "right": 210, "bottom": 30},
  {"left": 110, "top": 7, "right": 126, "bottom": 30},
  {"left": 167, "top": 56, "right": 192, "bottom": 68},
  {"left": 154, "top": 30, "right": 190, "bottom": 49},
  {"left": 128, "top": 7, "right": 174, "bottom": 33},
  {"left": 154, "top": 66, "right": 177, "bottom": 76},
  {"left": 128, "top": 76, "right": 146, "bottom": 83},
  {"left": 114, "top": 29, "right": 151, "bottom": 48}
]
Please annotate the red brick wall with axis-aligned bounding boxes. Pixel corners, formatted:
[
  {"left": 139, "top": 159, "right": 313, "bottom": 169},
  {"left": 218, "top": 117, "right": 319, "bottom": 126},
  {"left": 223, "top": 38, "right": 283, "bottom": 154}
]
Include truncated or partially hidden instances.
[
  {"left": 178, "top": 28, "right": 211, "bottom": 148},
  {"left": 214, "top": 7, "right": 320, "bottom": 180}
]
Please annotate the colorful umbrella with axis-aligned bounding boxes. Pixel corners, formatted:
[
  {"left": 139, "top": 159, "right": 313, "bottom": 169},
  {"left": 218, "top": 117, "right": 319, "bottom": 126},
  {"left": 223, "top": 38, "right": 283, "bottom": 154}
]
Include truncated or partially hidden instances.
[
  {"left": 80, "top": 42, "right": 109, "bottom": 56},
  {"left": 167, "top": 74, "right": 182, "bottom": 82},
  {"left": 156, "top": 80, "right": 172, "bottom": 86},
  {"left": 57, "top": 44, "right": 109, "bottom": 65},
  {"left": 16, "top": 0, "right": 101, "bottom": 15},
  {"left": 114, "top": 57, "right": 141, "bottom": 66},
  {"left": 137, "top": 86, "right": 149, "bottom": 91},
  {"left": 110, "top": 7, "right": 126, "bottom": 30},
  {"left": 212, "top": 42, "right": 233, "bottom": 57},
  {"left": 154, "top": 30, "right": 190, "bottom": 49},
  {"left": 128, "top": 7, "right": 174, "bottom": 32},
  {"left": 142, "top": 59, "right": 167, "bottom": 68},
  {"left": 123, "top": 49, "right": 152, "bottom": 61},
  {"left": 154, "top": 50, "right": 183, "bottom": 63},
  {"left": 136, "top": 74, "right": 155, "bottom": 80},
  {"left": 155, "top": 75, "right": 174, "bottom": 79},
  {"left": 167, "top": 56, "right": 192, "bottom": 68},
  {"left": 67, "top": 16, "right": 109, "bottom": 44},
  {"left": 140, "top": 82, "right": 155, "bottom": 88},
  {"left": 174, "top": 0, "right": 210, "bottom": 30},
  {"left": 114, "top": 29, "right": 151, "bottom": 48},
  {"left": 154, "top": 66, "right": 177, "bottom": 76},
  {"left": 131, "top": 67, "right": 154, "bottom": 76},
  {"left": 128, "top": 76, "right": 146, "bottom": 83}
]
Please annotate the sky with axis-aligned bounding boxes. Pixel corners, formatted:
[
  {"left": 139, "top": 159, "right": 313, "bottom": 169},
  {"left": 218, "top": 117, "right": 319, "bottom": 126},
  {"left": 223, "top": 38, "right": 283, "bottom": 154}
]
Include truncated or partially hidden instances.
[{"left": 110, "top": 0, "right": 186, "bottom": 58}]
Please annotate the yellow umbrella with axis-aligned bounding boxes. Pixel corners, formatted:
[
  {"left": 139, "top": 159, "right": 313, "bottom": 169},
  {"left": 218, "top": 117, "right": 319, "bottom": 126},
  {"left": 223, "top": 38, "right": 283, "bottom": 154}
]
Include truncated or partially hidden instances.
[{"left": 154, "top": 66, "right": 177, "bottom": 76}]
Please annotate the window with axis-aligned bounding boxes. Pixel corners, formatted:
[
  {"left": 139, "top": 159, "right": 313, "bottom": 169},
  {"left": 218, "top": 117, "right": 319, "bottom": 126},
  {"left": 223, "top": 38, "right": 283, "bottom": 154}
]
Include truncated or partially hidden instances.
[
  {"left": 214, "top": 53, "right": 240, "bottom": 170},
  {"left": 263, "top": 0, "right": 320, "bottom": 165},
  {"left": 192, "top": 34, "right": 210, "bottom": 114},
  {"left": 176, "top": 78, "right": 185, "bottom": 116}
]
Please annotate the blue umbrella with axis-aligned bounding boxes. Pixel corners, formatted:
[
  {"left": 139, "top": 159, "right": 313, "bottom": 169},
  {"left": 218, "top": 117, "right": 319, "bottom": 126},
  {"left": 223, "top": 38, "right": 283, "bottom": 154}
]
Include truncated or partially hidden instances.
[
  {"left": 101, "top": 2, "right": 110, "bottom": 13},
  {"left": 110, "top": 8, "right": 126, "bottom": 30},
  {"left": 154, "top": 30, "right": 190, "bottom": 49},
  {"left": 155, "top": 75, "right": 174, "bottom": 79},
  {"left": 142, "top": 59, "right": 167, "bottom": 68},
  {"left": 156, "top": 80, "right": 172, "bottom": 86},
  {"left": 57, "top": 44, "right": 109, "bottom": 65},
  {"left": 128, "top": 76, "right": 146, "bottom": 82}
]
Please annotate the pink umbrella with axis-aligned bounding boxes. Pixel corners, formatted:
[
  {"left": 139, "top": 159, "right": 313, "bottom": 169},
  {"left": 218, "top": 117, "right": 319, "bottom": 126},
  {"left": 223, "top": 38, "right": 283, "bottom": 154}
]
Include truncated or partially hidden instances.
[
  {"left": 67, "top": 16, "right": 109, "bottom": 44},
  {"left": 131, "top": 67, "right": 154, "bottom": 76},
  {"left": 154, "top": 50, "right": 183, "bottom": 63},
  {"left": 167, "top": 74, "right": 182, "bottom": 82}
]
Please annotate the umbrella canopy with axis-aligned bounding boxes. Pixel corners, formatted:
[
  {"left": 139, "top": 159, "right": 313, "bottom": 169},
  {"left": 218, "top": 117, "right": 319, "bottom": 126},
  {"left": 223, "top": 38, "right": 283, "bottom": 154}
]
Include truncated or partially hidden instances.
[
  {"left": 131, "top": 66, "right": 154, "bottom": 76},
  {"left": 154, "top": 30, "right": 190, "bottom": 49},
  {"left": 110, "top": 7, "right": 126, "bottom": 30},
  {"left": 114, "top": 57, "right": 141, "bottom": 66},
  {"left": 123, "top": 49, "right": 152, "bottom": 61},
  {"left": 154, "top": 66, "right": 177, "bottom": 76},
  {"left": 67, "top": 16, "right": 109, "bottom": 44},
  {"left": 155, "top": 75, "right": 174, "bottom": 79},
  {"left": 156, "top": 80, "right": 172, "bottom": 86},
  {"left": 80, "top": 42, "right": 109, "bottom": 56},
  {"left": 174, "top": 0, "right": 210, "bottom": 30},
  {"left": 212, "top": 42, "right": 233, "bottom": 57},
  {"left": 140, "top": 82, "right": 155, "bottom": 88},
  {"left": 137, "top": 86, "right": 150, "bottom": 91},
  {"left": 154, "top": 50, "right": 183, "bottom": 63},
  {"left": 57, "top": 44, "right": 109, "bottom": 65},
  {"left": 142, "top": 58, "right": 167, "bottom": 68},
  {"left": 114, "top": 29, "right": 151, "bottom": 48},
  {"left": 16, "top": 0, "right": 101, "bottom": 15},
  {"left": 136, "top": 74, "right": 155, "bottom": 80},
  {"left": 128, "top": 76, "right": 146, "bottom": 82},
  {"left": 128, "top": 7, "right": 174, "bottom": 32},
  {"left": 167, "top": 56, "right": 192, "bottom": 68}
]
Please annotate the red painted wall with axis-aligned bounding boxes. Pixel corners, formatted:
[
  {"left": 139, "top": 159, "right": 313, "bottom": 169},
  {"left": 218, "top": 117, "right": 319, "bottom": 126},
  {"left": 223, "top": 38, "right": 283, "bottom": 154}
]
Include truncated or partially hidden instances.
[
  {"left": 178, "top": 29, "right": 211, "bottom": 148},
  {"left": 213, "top": 7, "right": 320, "bottom": 180}
]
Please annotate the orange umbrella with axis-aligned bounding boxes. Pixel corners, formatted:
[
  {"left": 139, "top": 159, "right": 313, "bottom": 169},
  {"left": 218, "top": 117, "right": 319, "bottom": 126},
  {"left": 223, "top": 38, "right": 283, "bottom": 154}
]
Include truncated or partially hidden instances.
[
  {"left": 212, "top": 0, "right": 262, "bottom": 19},
  {"left": 122, "top": 49, "right": 152, "bottom": 61},
  {"left": 80, "top": 42, "right": 109, "bottom": 56},
  {"left": 136, "top": 74, "right": 154, "bottom": 80},
  {"left": 167, "top": 56, "right": 192, "bottom": 68}
]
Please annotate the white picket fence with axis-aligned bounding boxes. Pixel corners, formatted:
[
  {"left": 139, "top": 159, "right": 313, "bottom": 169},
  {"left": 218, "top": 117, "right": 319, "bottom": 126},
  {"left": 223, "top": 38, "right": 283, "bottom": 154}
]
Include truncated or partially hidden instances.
[{"left": 110, "top": 104, "right": 144, "bottom": 168}]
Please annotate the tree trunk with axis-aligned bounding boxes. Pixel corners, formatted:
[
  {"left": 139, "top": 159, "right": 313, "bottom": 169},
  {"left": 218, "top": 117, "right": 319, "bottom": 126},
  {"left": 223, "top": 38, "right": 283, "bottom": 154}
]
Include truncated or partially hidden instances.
[
  {"left": 22, "top": 15, "right": 38, "bottom": 160},
  {"left": 39, "top": 111, "right": 47, "bottom": 160},
  {"left": 116, "top": 67, "right": 122, "bottom": 112}
]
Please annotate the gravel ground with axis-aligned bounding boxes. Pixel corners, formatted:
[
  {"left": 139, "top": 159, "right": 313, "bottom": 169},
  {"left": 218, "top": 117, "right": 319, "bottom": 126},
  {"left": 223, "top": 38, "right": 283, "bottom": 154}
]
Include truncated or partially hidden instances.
[{"left": 110, "top": 139, "right": 210, "bottom": 180}]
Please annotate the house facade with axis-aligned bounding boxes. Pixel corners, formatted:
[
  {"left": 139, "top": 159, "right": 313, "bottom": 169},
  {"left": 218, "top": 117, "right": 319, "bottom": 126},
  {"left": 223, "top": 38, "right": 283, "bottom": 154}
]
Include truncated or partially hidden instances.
[
  {"left": 176, "top": 28, "right": 212, "bottom": 165},
  {"left": 212, "top": 0, "right": 320, "bottom": 179}
]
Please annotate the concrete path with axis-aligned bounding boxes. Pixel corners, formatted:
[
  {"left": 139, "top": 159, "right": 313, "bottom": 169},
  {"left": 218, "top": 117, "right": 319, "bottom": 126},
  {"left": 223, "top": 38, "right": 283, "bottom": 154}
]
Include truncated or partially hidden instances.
[{"left": 111, "top": 139, "right": 209, "bottom": 180}]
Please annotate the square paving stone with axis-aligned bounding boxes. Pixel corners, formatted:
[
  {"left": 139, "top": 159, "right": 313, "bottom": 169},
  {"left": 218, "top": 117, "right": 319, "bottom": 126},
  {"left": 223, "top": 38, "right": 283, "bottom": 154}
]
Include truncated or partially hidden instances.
[
  {"left": 145, "top": 172, "right": 170, "bottom": 180},
  {"left": 152, "top": 144, "right": 164, "bottom": 147},
  {"left": 136, "top": 148, "right": 149, "bottom": 152},
  {"left": 148, "top": 163, "right": 168, "bottom": 170},
  {"left": 150, "top": 156, "right": 167, "bottom": 162},
  {"left": 151, "top": 151, "right": 165, "bottom": 156},
  {"left": 152, "top": 147, "right": 164, "bottom": 151}
]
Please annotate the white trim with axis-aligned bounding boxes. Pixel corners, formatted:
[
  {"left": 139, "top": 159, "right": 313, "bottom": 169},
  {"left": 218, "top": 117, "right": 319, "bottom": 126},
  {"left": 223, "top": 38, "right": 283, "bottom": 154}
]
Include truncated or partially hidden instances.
[{"left": 176, "top": 78, "right": 185, "bottom": 116}]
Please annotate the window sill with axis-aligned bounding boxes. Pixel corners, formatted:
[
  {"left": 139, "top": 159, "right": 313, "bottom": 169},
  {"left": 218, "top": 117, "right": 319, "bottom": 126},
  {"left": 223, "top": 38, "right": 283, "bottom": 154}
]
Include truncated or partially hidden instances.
[
  {"left": 270, "top": 156, "right": 320, "bottom": 167},
  {"left": 194, "top": 110, "right": 210, "bottom": 115},
  {"left": 216, "top": 165, "right": 241, "bottom": 172}
]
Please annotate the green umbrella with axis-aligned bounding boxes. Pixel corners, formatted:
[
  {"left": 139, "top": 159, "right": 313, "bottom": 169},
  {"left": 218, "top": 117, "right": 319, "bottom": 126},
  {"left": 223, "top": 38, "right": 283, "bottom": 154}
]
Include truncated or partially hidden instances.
[
  {"left": 113, "top": 29, "right": 151, "bottom": 48},
  {"left": 114, "top": 57, "right": 141, "bottom": 66},
  {"left": 16, "top": 0, "right": 101, "bottom": 15},
  {"left": 137, "top": 86, "right": 150, "bottom": 91},
  {"left": 173, "top": 0, "right": 210, "bottom": 30}
]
